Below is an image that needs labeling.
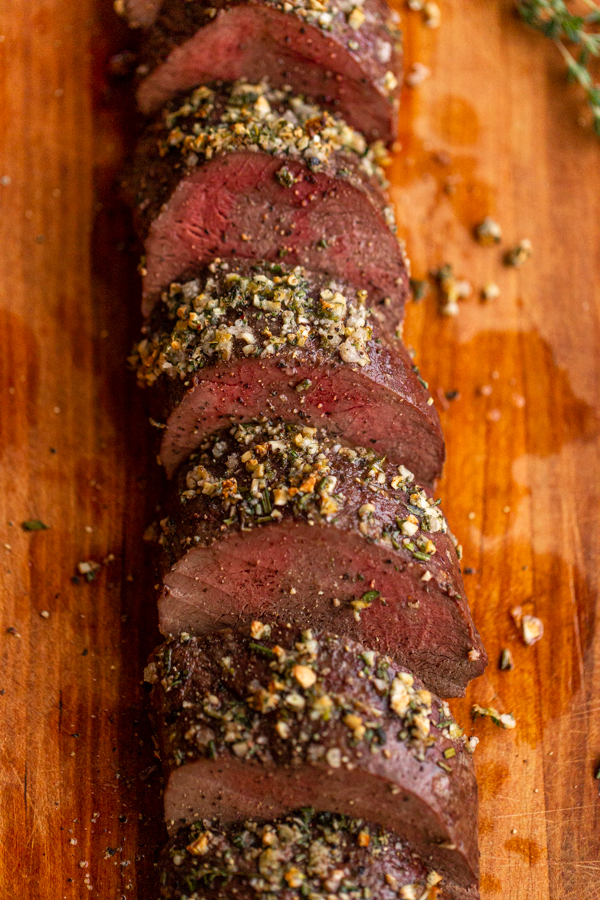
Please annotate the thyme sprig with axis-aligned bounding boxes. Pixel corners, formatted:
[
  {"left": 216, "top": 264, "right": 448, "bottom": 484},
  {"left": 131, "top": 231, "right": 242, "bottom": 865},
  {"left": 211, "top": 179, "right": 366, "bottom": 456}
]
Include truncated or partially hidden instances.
[{"left": 517, "top": 0, "right": 600, "bottom": 134}]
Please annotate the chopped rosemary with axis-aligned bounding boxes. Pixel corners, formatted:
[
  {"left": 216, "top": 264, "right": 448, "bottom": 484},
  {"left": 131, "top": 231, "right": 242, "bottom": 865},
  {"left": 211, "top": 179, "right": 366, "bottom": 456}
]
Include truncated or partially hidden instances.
[
  {"left": 249, "top": 641, "right": 277, "bottom": 659},
  {"left": 21, "top": 519, "right": 49, "bottom": 531}
]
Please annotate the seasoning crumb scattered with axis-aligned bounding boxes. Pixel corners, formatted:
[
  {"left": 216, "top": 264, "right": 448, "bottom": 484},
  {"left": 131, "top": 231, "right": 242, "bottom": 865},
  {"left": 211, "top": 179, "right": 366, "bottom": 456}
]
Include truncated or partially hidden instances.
[
  {"left": 6, "top": 626, "right": 20, "bottom": 638},
  {"left": 475, "top": 217, "right": 502, "bottom": 246},
  {"left": 434, "top": 265, "right": 471, "bottom": 316},
  {"left": 406, "top": 63, "right": 431, "bottom": 87},
  {"left": 40, "top": 610, "right": 50, "bottom": 619},
  {"left": 472, "top": 704, "right": 516, "bottom": 729},
  {"left": 423, "top": 0, "right": 441, "bottom": 27},
  {"left": 505, "top": 239, "right": 532, "bottom": 267},
  {"left": 250, "top": 620, "right": 271, "bottom": 640},
  {"left": 521, "top": 614, "right": 544, "bottom": 646},
  {"left": 499, "top": 648, "right": 514, "bottom": 671},
  {"left": 481, "top": 282, "right": 500, "bottom": 301},
  {"left": 292, "top": 664, "right": 317, "bottom": 689},
  {"left": 77, "top": 560, "right": 102, "bottom": 582},
  {"left": 511, "top": 605, "right": 523, "bottom": 626}
]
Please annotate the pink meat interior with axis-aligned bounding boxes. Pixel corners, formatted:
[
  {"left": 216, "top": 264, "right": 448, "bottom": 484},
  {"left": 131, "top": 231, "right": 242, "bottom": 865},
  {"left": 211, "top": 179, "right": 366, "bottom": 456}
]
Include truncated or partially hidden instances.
[
  {"left": 137, "top": 5, "right": 395, "bottom": 142},
  {"left": 142, "top": 152, "right": 404, "bottom": 317},
  {"left": 159, "top": 519, "right": 484, "bottom": 696},
  {"left": 160, "top": 353, "right": 442, "bottom": 483}
]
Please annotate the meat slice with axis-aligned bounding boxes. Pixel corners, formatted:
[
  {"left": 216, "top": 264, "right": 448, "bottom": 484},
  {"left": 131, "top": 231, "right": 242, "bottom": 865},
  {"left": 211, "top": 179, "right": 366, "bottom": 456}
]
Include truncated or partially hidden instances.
[
  {"left": 125, "top": 80, "right": 409, "bottom": 323},
  {"left": 120, "top": 0, "right": 402, "bottom": 145},
  {"left": 158, "top": 812, "right": 459, "bottom": 900},
  {"left": 146, "top": 626, "right": 480, "bottom": 899},
  {"left": 156, "top": 419, "right": 486, "bottom": 696},
  {"left": 132, "top": 260, "right": 444, "bottom": 483}
]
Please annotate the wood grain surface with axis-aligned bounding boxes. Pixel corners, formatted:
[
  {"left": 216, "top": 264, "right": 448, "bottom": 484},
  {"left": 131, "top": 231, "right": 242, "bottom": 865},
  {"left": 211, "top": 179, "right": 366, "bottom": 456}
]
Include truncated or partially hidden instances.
[{"left": 0, "top": 1, "right": 598, "bottom": 898}]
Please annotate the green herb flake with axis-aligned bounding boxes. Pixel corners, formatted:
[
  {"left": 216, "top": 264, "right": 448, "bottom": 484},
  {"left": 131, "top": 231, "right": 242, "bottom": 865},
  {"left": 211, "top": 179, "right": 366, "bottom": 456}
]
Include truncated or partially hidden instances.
[
  {"left": 412, "top": 550, "right": 432, "bottom": 562},
  {"left": 360, "top": 590, "right": 381, "bottom": 603},
  {"left": 409, "top": 278, "right": 430, "bottom": 302},
  {"left": 249, "top": 641, "right": 277, "bottom": 659},
  {"left": 21, "top": 519, "right": 49, "bottom": 532}
]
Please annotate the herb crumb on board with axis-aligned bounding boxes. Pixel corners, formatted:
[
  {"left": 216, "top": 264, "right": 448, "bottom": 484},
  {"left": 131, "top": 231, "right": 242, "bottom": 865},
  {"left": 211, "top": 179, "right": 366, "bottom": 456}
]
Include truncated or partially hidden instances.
[{"left": 472, "top": 704, "right": 516, "bottom": 730}]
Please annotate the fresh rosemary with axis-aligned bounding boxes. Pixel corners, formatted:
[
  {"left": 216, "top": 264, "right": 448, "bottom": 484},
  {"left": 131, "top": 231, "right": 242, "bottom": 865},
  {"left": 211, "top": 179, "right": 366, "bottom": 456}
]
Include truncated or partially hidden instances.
[{"left": 517, "top": 0, "right": 600, "bottom": 134}]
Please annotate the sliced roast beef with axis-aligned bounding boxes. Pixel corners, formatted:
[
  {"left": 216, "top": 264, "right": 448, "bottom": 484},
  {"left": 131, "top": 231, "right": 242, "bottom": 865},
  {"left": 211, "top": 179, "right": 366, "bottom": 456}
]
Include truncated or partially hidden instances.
[
  {"left": 121, "top": 0, "right": 402, "bottom": 144},
  {"left": 159, "top": 811, "right": 454, "bottom": 900},
  {"left": 132, "top": 260, "right": 444, "bottom": 483},
  {"left": 146, "top": 626, "right": 480, "bottom": 898},
  {"left": 124, "top": 80, "right": 409, "bottom": 323},
  {"left": 156, "top": 419, "right": 486, "bottom": 696}
]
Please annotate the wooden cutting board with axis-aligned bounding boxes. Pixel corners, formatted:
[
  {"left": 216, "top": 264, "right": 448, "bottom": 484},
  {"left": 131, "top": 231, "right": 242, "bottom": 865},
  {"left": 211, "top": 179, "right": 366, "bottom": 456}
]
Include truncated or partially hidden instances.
[{"left": 0, "top": 1, "right": 598, "bottom": 897}]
